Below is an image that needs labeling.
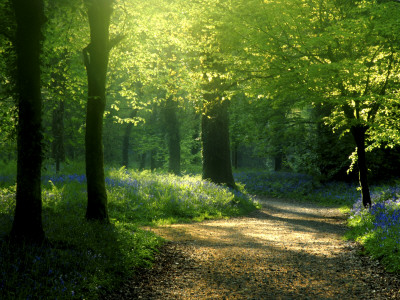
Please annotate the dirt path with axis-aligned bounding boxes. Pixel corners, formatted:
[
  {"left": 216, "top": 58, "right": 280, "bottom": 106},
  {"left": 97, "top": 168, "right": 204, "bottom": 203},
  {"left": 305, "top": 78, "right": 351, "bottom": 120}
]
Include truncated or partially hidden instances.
[{"left": 105, "top": 198, "right": 400, "bottom": 299}]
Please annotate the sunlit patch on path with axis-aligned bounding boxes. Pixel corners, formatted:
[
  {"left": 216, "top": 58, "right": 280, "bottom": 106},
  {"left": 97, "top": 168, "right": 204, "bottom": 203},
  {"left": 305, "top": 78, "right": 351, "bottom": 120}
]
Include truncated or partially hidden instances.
[{"left": 107, "top": 198, "right": 400, "bottom": 299}]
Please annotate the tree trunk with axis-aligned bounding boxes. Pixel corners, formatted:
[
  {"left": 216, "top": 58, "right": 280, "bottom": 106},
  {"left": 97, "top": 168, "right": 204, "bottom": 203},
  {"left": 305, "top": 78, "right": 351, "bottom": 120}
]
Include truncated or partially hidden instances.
[
  {"left": 121, "top": 109, "right": 137, "bottom": 168},
  {"left": 52, "top": 99, "right": 65, "bottom": 173},
  {"left": 139, "top": 153, "right": 146, "bottom": 170},
  {"left": 10, "top": 0, "right": 46, "bottom": 244},
  {"left": 191, "top": 114, "right": 201, "bottom": 164},
  {"left": 150, "top": 150, "right": 157, "bottom": 171},
  {"left": 274, "top": 151, "right": 283, "bottom": 172},
  {"left": 49, "top": 50, "right": 68, "bottom": 173},
  {"left": 83, "top": 0, "right": 113, "bottom": 222},
  {"left": 351, "top": 125, "right": 372, "bottom": 208},
  {"left": 202, "top": 99, "right": 235, "bottom": 188},
  {"left": 164, "top": 96, "right": 181, "bottom": 175},
  {"left": 232, "top": 143, "right": 238, "bottom": 170}
]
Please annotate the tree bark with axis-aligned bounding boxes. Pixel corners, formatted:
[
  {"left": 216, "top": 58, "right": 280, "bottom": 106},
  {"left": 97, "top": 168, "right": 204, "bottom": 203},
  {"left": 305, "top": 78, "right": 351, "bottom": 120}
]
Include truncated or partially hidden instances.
[
  {"left": 83, "top": 0, "right": 113, "bottom": 222},
  {"left": 202, "top": 98, "right": 235, "bottom": 188},
  {"left": 351, "top": 125, "right": 372, "bottom": 208},
  {"left": 164, "top": 96, "right": 181, "bottom": 175},
  {"left": 10, "top": 0, "right": 46, "bottom": 244}
]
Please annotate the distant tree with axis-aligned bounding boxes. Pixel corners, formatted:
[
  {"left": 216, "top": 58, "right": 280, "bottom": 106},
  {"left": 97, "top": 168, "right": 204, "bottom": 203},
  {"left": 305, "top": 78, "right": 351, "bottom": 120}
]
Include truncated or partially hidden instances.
[
  {"left": 121, "top": 109, "right": 138, "bottom": 168},
  {"left": 51, "top": 98, "right": 65, "bottom": 173},
  {"left": 41, "top": 0, "right": 89, "bottom": 164},
  {"left": 163, "top": 95, "right": 181, "bottom": 175},
  {"left": 48, "top": 52, "right": 68, "bottom": 173},
  {"left": 10, "top": 0, "right": 46, "bottom": 243}
]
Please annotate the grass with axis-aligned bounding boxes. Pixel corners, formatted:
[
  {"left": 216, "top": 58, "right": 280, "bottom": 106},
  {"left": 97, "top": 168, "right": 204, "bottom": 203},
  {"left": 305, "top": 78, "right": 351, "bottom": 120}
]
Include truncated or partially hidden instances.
[
  {"left": 0, "top": 166, "right": 259, "bottom": 299},
  {"left": 3, "top": 165, "right": 400, "bottom": 298}
]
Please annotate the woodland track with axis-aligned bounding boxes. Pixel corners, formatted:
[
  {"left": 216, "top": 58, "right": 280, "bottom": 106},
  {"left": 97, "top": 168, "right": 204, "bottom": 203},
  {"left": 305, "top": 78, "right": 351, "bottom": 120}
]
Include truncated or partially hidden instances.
[{"left": 104, "top": 197, "right": 400, "bottom": 299}]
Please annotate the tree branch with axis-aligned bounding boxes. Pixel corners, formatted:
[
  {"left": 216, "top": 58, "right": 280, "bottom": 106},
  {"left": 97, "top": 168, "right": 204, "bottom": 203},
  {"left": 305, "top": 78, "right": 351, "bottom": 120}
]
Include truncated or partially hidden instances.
[
  {"left": 109, "top": 34, "right": 125, "bottom": 51},
  {"left": 368, "top": 49, "right": 395, "bottom": 122},
  {"left": 363, "top": 46, "right": 382, "bottom": 96}
]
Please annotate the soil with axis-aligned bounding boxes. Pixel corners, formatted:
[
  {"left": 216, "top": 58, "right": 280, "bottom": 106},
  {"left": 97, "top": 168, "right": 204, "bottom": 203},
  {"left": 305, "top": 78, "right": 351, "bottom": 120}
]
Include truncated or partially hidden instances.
[{"left": 103, "top": 197, "right": 400, "bottom": 299}]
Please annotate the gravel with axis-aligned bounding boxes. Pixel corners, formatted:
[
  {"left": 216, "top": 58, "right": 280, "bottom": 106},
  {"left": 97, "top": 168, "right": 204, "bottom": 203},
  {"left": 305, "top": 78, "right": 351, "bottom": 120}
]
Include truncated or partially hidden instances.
[{"left": 103, "top": 197, "right": 400, "bottom": 299}]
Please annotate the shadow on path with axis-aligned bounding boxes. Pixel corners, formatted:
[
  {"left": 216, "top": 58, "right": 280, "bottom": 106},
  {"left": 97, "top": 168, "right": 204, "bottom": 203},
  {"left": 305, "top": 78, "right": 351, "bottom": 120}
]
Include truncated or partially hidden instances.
[{"left": 104, "top": 198, "right": 400, "bottom": 300}]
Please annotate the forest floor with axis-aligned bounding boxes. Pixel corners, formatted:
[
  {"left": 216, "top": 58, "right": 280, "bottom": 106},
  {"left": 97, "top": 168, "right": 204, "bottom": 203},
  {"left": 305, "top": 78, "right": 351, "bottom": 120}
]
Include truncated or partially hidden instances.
[{"left": 104, "top": 197, "right": 400, "bottom": 299}]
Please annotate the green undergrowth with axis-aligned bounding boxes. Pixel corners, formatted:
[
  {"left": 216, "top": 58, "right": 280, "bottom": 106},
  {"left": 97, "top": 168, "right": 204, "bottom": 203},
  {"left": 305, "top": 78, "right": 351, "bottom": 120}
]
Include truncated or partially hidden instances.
[
  {"left": 106, "top": 168, "right": 259, "bottom": 225},
  {"left": 345, "top": 184, "right": 400, "bottom": 272},
  {"left": 234, "top": 170, "right": 359, "bottom": 208},
  {"left": 0, "top": 167, "right": 259, "bottom": 299}
]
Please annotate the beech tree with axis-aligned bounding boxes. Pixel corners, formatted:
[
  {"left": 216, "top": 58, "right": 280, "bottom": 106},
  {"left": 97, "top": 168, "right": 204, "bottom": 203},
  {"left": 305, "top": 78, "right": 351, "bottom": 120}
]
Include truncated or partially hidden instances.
[
  {"left": 201, "top": 58, "right": 235, "bottom": 187},
  {"left": 189, "top": 1, "right": 238, "bottom": 187},
  {"left": 202, "top": 96, "right": 235, "bottom": 187},
  {"left": 10, "top": 0, "right": 46, "bottom": 243},
  {"left": 83, "top": 0, "right": 120, "bottom": 222},
  {"left": 223, "top": 0, "right": 400, "bottom": 206}
]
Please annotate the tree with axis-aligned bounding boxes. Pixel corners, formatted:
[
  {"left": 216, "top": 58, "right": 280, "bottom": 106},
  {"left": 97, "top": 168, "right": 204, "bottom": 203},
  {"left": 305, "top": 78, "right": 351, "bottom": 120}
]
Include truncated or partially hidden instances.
[
  {"left": 163, "top": 95, "right": 181, "bottom": 175},
  {"left": 121, "top": 109, "right": 138, "bottom": 168},
  {"left": 51, "top": 98, "right": 65, "bottom": 173},
  {"left": 224, "top": 0, "right": 400, "bottom": 206},
  {"left": 10, "top": 0, "right": 46, "bottom": 243},
  {"left": 48, "top": 52, "right": 68, "bottom": 173},
  {"left": 100, "top": 0, "right": 191, "bottom": 172},
  {"left": 200, "top": 54, "right": 236, "bottom": 187},
  {"left": 199, "top": 51, "right": 235, "bottom": 187},
  {"left": 83, "top": 0, "right": 119, "bottom": 222},
  {"left": 202, "top": 94, "right": 235, "bottom": 187},
  {"left": 308, "top": 0, "right": 400, "bottom": 207},
  {"left": 41, "top": 0, "right": 89, "bottom": 165},
  {"left": 188, "top": 1, "right": 238, "bottom": 187}
]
